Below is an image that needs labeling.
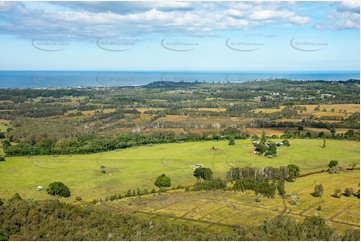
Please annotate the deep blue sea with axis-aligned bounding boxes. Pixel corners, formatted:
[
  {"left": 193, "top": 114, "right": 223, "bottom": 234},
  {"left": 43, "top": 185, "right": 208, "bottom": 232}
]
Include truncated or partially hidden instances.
[{"left": 0, "top": 70, "right": 359, "bottom": 88}]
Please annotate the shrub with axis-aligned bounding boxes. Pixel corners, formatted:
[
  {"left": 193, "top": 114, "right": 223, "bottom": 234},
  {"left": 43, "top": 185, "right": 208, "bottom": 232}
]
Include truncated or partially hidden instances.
[
  {"left": 194, "top": 167, "right": 213, "bottom": 181},
  {"left": 75, "top": 196, "right": 82, "bottom": 201},
  {"left": 287, "top": 164, "right": 300, "bottom": 182},
  {"left": 328, "top": 160, "right": 338, "bottom": 168},
  {"left": 343, "top": 187, "right": 353, "bottom": 197},
  {"left": 289, "top": 199, "right": 297, "bottom": 206},
  {"left": 9, "top": 193, "right": 22, "bottom": 202},
  {"left": 289, "top": 193, "right": 298, "bottom": 206},
  {"left": 47, "top": 182, "right": 71, "bottom": 198},
  {"left": 313, "top": 184, "right": 324, "bottom": 197},
  {"left": 328, "top": 166, "right": 343, "bottom": 174},
  {"left": 228, "top": 137, "right": 235, "bottom": 145},
  {"left": 0, "top": 156, "right": 5, "bottom": 161},
  {"left": 282, "top": 139, "right": 290, "bottom": 147},
  {"left": 192, "top": 178, "right": 227, "bottom": 191},
  {"left": 155, "top": 174, "right": 171, "bottom": 188},
  {"left": 0, "top": 198, "right": 3, "bottom": 206},
  {"left": 333, "top": 188, "right": 342, "bottom": 198}
]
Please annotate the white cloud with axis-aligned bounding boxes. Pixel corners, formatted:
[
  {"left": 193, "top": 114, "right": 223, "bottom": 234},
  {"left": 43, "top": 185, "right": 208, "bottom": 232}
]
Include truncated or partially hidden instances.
[
  {"left": 290, "top": 16, "right": 310, "bottom": 25},
  {"left": 340, "top": 0, "right": 360, "bottom": 12},
  {"left": 329, "top": 10, "right": 360, "bottom": 29},
  {"left": 250, "top": 10, "right": 293, "bottom": 20},
  {"left": 0, "top": 1, "right": 351, "bottom": 40},
  {"left": 0, "top": 1, "right": 19, "bottom": 11}
]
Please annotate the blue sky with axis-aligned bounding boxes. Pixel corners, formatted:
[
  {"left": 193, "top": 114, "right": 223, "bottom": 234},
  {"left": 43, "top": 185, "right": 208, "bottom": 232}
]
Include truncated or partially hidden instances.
[{"left": 0, "top": 0, "right": 359, "bottom": 71}]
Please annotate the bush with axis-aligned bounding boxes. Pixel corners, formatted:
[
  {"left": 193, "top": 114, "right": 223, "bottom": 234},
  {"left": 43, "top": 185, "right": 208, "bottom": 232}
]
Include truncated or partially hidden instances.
[
  {"left": 75, "top": 196, "right": 82, "bottom": 201},
  {"left": 328, "top": 166, "right": 343, "bottom": 174},
  {"left": 343, "top": 187, "right": 353, "bottom": 197},
  {"left": 328, "top": 160, "right": 338, "bottom": 168},
  {"left": 155, "top": 174, "right": 171, "bottom": 188},
  {"left": 277, "top": 180, "right": 286, "bottom": 196},
  {"left": 9, "top": 193, "right": 22, "bottom": 202},
  {"left": 287, "top": 164, "right": 300, "bottom": 177},
  {"left": 194, "top": 167, "right": 213, "bottom": 181},
  {"left": 313, "top": 184, "right": 324, "bottom": 197},
  {"left": 228, "top": 137, "right": 235, "bottom": 145},
  {"left": 47, "top": 182, "right": 71, "bottom": 198},
  {"left": 282, "top": 139, "right": 290, "bottom": 147},
  {"left": 0, "top": 198, "right": 3, "bottom": 206},
  {"left": 0, "top": 156, "right": 5, "bottom": 161},
  {"left": 192, "top": 178, "right": 227, "bottom": 191},
  {"left": 289, "top": 199, "right": 297, "bottom": 206},
  {"left": 333, "top": 188, "right": 342, "bottom": 198},
  {"left": 289, "top": 193, "right": 298, "bottom": 206}
]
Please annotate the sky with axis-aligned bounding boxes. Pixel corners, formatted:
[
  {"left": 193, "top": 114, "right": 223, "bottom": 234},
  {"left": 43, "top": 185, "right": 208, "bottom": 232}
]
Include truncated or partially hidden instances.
[{"left": 0, "top": 0, "right": 359, "bottom": 71}]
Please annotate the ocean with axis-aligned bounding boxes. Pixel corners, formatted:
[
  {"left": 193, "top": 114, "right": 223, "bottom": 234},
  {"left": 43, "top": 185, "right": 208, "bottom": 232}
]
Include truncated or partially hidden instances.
[{"left": 0, "top": 70, "right": 359, "bottom": 88}]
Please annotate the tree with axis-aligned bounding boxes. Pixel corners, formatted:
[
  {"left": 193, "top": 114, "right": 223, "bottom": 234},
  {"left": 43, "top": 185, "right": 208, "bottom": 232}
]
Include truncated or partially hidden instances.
[
  {"left": 330, "top": 127, "right": 336, "bottom": 137},
  {"left": 265, "top": 142, "right": 277, "bottom": 156},
  {"left": 328, "top": 160, "right": 338, "bottom": 168},
  {"left": 100, "top": 165, "right": 106, "bottom": 174},
  {"left": 255, "top": 143, "right": 267, "bottom": 154},
  {"left": 0, "top": 156, "right": 5, "bottom": 162},
  {"left": 277, "top": 180, "right": 286, "bottom": 196},
  {"left": 333, "top": 188, "right": 342, "bottom": 198},
  {"left": 193, "top": 167, "right": 213, "bottom": 181},
  {"left": 47, "top": 182, "right": 71, "bottom": 197},
  {"left": 322, "top": 138, "right": 326, "bottom": 148},
  {"left": 126, "top": 189, "right": 132, "bottom": 197},
  {"left": 222, "top": 127, "right": 240, "bottom": 136},
  {"left": 2, "top": 140, "right": 11, "bottom": 150},
  {"left": 0, "top": 198, "right": 3, "bottom": 206},
  {"left": 261, "top": 130, "right": 267, "bottom": 143},
  {"left": 344, "top": 187, "right": 353, "bottom": 197},
  {"left": 203, "top": 168, "right": 213, "bottom": 180},
  {"left": 313, "top": 184, "right": 324, "bottom": 197},
  {"left": 155, "top": 174, "right": 171, "bottom": 188},
  {"left": 228, "top": 137, "right": 235, "bottom": 145},
  {"left": 287, "top": 164, "right": 300, "bottom": 178},
  {"left": 282, "top": 139, "right": 290, "bottom": 147}
]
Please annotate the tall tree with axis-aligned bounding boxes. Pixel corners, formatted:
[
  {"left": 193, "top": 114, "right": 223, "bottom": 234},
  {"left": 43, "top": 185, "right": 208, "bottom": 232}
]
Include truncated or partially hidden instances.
[{"left": 261, "top": 130, "right": 267, "bottom": 143}]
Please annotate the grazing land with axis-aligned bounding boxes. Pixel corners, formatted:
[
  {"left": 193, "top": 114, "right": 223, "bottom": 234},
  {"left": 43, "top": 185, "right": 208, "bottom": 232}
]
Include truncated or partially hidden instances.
[{"left": 0, "top": 139, "right": 359, "bottom": 200}]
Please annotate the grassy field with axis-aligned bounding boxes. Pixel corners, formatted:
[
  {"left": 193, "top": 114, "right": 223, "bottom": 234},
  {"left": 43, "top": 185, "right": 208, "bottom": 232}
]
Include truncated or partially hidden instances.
[
  {"left": 0, "top": 139, "right": 359, "bottom": 202},
  {"left": 0, "top": 119, "right": 10, "bottom": 132},
  {"left": 253, "top": 104, "right": 359, "bottom": 117},
  {"left": 183, "top": 108, "right": 227, "bottom": 112},
  {"left": 100, "top": 170, "right": 359, "bottom": 234}
]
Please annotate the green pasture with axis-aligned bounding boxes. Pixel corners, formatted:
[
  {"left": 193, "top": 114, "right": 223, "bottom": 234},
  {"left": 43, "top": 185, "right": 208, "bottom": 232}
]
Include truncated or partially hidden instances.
[{"left": 0, "top": 139, "right": 359, "bottom": 201}]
